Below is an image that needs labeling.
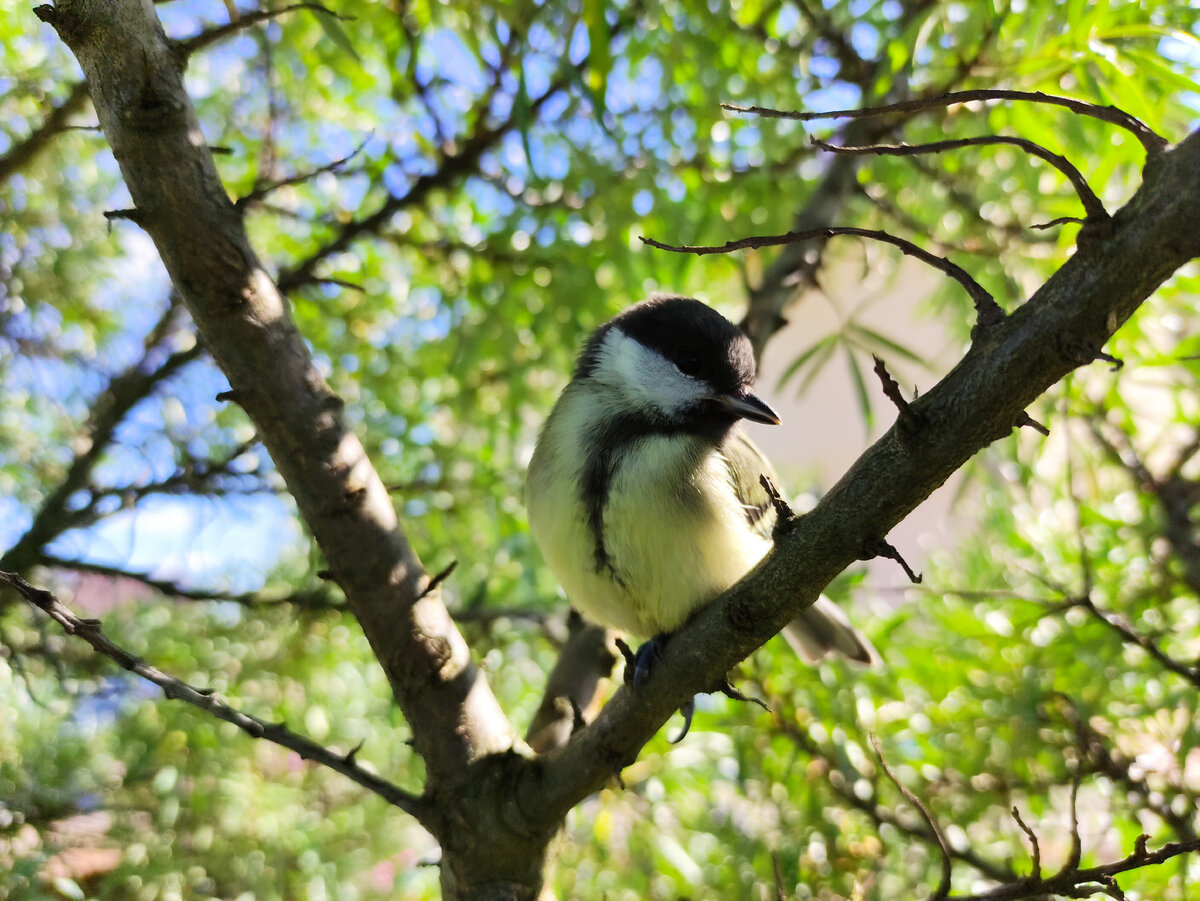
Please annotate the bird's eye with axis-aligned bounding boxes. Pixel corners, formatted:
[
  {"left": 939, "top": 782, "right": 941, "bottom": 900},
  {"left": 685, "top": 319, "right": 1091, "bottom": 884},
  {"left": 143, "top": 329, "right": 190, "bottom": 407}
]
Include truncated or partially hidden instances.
[{"left": 676, "top": 351, "right": 702, "bottom": 377}]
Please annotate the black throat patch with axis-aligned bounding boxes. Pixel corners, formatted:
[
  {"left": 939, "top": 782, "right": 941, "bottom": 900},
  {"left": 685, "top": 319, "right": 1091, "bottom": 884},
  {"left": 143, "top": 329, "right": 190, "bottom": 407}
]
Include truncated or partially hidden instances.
[{"left": 580, "top": 411, "right": 734, "bottom": 582}]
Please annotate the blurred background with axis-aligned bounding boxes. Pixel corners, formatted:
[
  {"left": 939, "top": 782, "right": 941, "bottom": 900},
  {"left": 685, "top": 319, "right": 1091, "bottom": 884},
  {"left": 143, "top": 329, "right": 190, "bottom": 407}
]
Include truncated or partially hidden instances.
[{"left": 2, "top": 0, "right": 1199, "bottom": 898}]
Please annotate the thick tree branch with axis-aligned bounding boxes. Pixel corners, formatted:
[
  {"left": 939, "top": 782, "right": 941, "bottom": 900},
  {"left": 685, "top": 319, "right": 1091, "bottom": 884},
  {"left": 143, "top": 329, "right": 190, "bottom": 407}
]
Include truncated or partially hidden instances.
[
  {"left": 2, "top": 570, "right": 429, "bottom": 822},
  {"left": 526, "top": 613, "right": 615, "bottom": 753},
  {"left": 35, "top": 0, "right": 517, "bottom": 792},
  {"left": 524, "top": 127, "right": 1200, "bottom": 828}
]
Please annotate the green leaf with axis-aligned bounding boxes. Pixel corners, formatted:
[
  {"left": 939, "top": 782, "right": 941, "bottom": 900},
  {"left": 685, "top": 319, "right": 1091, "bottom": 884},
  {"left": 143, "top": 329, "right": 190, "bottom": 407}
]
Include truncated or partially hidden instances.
[
  {"left": 846, "top": 323, "right": 934, "bottom": 370},
  {"left": 776, "top": 334, "right": 837, "bottom": 392},
  {"left": 845, "top": 345, "right": 873, "bottom": 429},
  {"left": 309, "top": 8, "right": 362, "bottom": 65}
]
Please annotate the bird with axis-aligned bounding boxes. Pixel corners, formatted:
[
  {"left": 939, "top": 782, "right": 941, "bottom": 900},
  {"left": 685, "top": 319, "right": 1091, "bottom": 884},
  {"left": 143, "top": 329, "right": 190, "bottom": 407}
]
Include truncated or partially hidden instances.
[{"left": 526, "top": 294, "right": 875, "bottom": 735}]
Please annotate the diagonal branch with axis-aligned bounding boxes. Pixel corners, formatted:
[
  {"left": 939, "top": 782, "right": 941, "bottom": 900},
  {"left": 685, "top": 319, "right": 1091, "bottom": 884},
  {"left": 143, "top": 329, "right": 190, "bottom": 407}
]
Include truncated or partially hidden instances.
[
  {"left": 273, "top": 25, "right": 594, "bottom": 295},
  {"left": 773, "top": 708, "right": 1014, "bottom": 881},
  {"left": 641, "top": 227, "right": 1004, "bottom": 327},
  {"left": 0, "top": 303, "right": 202, "bottom": 578},
  {"left": 38, "top": 555, "right": 344, "bottom": 611},
  {"left": 0, "top": 80, "right": 89, "bottom": 184},
  {"left": 872, "top": 734, "right": 953, "bottom": 899},
  {"left": 236, "top": 135, "right": 370, "bottom": 210},
  {"left": 812, "top": 135, "right": 1109, "bottom": 224},
  {"left": 36, "top": 0, "right": 516, "bottom": 792},
  {"left": 723, "top": 90, "right": 1168, "bottom": 156},
  {"left": 176, "top": 4, "right": 352, "bottom": 59},
  {"left": 1076, "top": 594, "right": 1200, "bottom": 690},
  {"left": 2, "top": 570, "right": 429, "bottom": 823}
]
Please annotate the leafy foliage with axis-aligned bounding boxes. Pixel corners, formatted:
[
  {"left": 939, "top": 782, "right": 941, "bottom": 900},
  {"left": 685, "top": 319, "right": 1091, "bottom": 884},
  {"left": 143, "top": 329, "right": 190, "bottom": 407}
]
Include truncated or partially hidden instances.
[{"left": 2, "top": 0, "right": 1199, "bottom": 898}]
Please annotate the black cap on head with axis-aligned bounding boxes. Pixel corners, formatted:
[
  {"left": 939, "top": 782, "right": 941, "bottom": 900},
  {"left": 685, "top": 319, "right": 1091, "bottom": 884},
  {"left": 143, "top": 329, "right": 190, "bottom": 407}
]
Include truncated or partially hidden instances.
[{"left": 579, "top": 294, "right": 757, "bottom": 394}]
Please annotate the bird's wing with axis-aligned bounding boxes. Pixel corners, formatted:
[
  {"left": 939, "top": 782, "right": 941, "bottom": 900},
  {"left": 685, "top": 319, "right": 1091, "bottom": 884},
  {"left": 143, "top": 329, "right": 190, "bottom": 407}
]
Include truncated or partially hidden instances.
[
  {"left": 723, "top": 429, "right": 878, "bottom": 665},
  {"left": 721, "top": 429, "right": 779, "bottom": 541}
]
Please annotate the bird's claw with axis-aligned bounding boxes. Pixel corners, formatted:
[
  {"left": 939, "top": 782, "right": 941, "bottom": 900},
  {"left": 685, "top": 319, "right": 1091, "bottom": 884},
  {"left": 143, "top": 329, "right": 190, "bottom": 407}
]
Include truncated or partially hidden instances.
[
  {"left": 617, "top": 633, "right": 697, "bottom": 743},
  {"left": 669, "top": 697, "right": 695, "bottom": 744}
]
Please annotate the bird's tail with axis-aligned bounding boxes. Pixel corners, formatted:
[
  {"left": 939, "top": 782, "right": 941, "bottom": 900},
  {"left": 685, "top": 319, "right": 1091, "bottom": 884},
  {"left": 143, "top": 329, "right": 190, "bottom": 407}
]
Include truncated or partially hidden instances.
[{"left": 781, "top": 596, "right": 877, "bottom": 665}]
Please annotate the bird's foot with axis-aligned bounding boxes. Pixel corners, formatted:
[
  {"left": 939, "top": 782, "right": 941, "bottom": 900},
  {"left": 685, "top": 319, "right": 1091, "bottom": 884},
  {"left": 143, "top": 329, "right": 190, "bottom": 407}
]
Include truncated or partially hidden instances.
[
  {"left": 615, "top": 632, "right": 669, "bottom": 689},
  {"left": 615, "top": 633, "right": 697, "bottom": 743}
]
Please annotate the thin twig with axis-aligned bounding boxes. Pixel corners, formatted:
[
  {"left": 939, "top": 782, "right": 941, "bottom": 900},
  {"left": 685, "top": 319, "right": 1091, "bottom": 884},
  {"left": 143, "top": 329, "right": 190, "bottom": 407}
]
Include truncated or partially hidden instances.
[
  {"left": 863, "top": 537, "right": 922, "bottom": 584},
  {"left": 1010, "top": 806, "right": 1042, "bottom": 882},
  {"left": 236, "top": 135, "right": 371, "bottom": 209},
  {"left": 772, "top": 712, "right": 1013, "bottom": 881},
  {"left": 640, "top": 228, "right": 1004, "bottom": 327},
  {"left": 1030, "top": 216, "right": 1087, "bottom": 231},
  {"left": 1013, "top": 411, "right": 1050, "bottom": 436},
  {"left": 1, "top": 570, "right": 429, "bottom": 822},
  {"left": 1066, "top": 768, "right": 1083, "bottom": 871},
  {"left": 759, "top": 474, "right": 798, "bottom": 536},
  {"left": 947, "top": 836, "right": 1200, "bottom": 900},
  {"left": 872, "top": 355, "right": 921, "bottom": 432},
  {"left": 37, "top": 555, "right": 343, "bottom": 611},
  {"left": 1077, "top": 595, "right": 1200, "bottom": 690},
  {"left": 419, "top": 560, "right": 458, "bottom": 600},
  {"left": 177, "top": 4, "right": 353, "bottom": 58},
  {"left": 871, "top": 734, "right": 953, "bottom": 900},
  {"left": 723, "top": 90, "right": 1168, "bottom": 156},
  {"left": 812, "top": 135, "right": 1108, "bottom": 223}
]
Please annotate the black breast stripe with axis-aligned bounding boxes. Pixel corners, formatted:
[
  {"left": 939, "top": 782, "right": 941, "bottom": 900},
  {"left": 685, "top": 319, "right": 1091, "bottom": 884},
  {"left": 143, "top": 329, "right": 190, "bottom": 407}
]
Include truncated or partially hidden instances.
[
  {"left": 581, "top": 415, "right": 661, "bottom": 582},
  {"left": 579, "top": 399, "right": 743, "bottom": 581}
]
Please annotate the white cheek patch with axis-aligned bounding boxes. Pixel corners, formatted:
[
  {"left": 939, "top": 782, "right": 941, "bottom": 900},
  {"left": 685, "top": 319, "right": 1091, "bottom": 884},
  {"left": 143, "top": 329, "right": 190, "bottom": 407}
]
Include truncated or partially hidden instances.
[{"left": 593, "top": 328, "right": 708, "bottom": 418}]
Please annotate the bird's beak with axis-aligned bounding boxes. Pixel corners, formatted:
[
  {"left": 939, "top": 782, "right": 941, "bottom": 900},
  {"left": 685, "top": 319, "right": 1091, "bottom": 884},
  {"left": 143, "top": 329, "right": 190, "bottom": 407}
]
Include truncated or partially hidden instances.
[{"left": 709, "top": 390, "right": 781, "bottom": 425}]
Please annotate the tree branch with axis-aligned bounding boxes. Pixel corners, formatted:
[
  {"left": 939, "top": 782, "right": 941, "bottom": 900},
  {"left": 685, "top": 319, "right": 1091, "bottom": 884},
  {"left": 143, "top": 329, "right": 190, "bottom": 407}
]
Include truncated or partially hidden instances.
[
  {"left": 35, "top": 0, "right": 517, "bottom": 791},
  {"left": 0, "top": 80, "right": 89, "bottom": 184},
  {"left": 724, "top": 90, "right": 1168, "bottom": 156},
  {"left": 811, "top": 135, "right": 1109, "bottom": 225},
  {"left": 1076, "top": 594, "right": 1200, "bottom": 689},
  {"left": 175, "top": 3, "right": 352, "bottom": 59},
  {"left": 641, "top": 227, "right": 1004, "bottom": 328},
  {"left": 1, "top": 570, "right": 430, "bottom": 823},
  {"left": 946, "top": 835, "right": 1200, "bottom": 900},
  {"left": 872, "top": 734, "right": 953, "bottom": 900},
  {"left": 235, "top": 135, "right": 370, "bottom": 209},
  {"left": 0, "top": 301, "right": 202, "bottom": 577},
  {"left": 38, "top": 555, "right": 344, "bottom": 611},
  {"left": 773, "top": 710, "right": 1014, "bottom": 882},
  {"left": 736, "top": 10, "right": 1000, "bottom": 357},
  {"left": 273, "top": 28, "right": 588, "bottom": 295}
]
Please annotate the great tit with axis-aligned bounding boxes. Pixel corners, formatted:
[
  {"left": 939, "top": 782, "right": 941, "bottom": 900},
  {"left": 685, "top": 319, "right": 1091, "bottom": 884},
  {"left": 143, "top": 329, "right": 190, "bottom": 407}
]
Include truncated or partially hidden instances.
[{"left": 526, "top": 295, "right": 875, "bottom": 703}]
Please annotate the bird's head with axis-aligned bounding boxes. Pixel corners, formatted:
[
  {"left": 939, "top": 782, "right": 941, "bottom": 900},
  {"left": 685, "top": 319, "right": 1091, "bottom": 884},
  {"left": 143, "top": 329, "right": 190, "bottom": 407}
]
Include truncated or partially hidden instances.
[{"left": 577, "top": 295, "right": 780, "bottom": 437}]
